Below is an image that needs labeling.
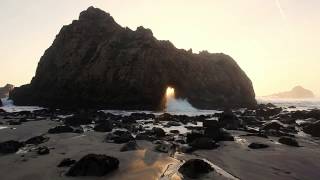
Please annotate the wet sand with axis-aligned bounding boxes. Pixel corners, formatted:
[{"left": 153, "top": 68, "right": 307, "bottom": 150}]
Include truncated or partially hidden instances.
[{"left": 0, "top": 115, "right": 320, "bottom": 180}]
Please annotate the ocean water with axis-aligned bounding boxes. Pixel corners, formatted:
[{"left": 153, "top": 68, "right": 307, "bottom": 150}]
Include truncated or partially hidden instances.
[
  {"left": 257, "top": 97, "right": 320, "bottom": 110},
  {"left": 1, "top": 97, "right": 320, "bottom": 114}
]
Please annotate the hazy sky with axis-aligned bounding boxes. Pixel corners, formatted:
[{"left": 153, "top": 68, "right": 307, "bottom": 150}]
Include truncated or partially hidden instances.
[{"left": 1, "top": 0, "right": 320, "bottom": 96}]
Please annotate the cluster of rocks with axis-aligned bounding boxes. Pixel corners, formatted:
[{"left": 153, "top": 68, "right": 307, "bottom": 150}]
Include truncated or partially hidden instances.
[
  {"left": 2, "top": 102, "right": 320, "bottom": 177},
  {"left": 0, "top": 135, "right": 50, "bottom": 155}
]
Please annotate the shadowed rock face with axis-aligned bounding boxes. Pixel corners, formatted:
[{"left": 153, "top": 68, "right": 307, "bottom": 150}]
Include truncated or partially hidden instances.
[
  {"left": 10, "top": 6, "right": 256, "bottom": 110},
  {"left": 0, "top": 84, "right": 14, "bottom": 98}
]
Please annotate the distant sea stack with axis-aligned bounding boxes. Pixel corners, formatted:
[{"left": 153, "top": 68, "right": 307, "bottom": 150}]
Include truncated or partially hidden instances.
[
  {"left": 268, "top": 86, "right": 315, "bottom": 99},
  {"left": 10, "top": 7, "right": 256, "bottom": 110},
  {"left": 0, "top": 84, "right": 14, "bottom": 98}
]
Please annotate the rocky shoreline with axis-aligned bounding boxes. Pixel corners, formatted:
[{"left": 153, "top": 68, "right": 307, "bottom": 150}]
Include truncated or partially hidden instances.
[{"left": 1, "top": 104, "right": 320, "bottom": 179}]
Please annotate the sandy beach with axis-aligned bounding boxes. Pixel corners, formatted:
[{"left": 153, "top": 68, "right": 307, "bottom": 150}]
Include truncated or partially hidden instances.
[{"left": 1, "top": 108, "right": 320, "bottom": 180}]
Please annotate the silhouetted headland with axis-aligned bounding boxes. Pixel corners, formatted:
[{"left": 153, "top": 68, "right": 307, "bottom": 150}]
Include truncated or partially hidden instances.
[
  {"left": 267, "top": 86, "right": 315, "bottom": 99},
  {"left": 10, "top": 6, "right": 256, "bottom": 110}
]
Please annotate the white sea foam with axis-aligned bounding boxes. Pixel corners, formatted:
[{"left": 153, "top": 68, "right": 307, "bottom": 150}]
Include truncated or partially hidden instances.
[
  {"left": 0, "top": 126, "right": 9, "bottom": 130},
  {"left": 165, "top": 98, "right": 197, "bottom": 112},
  {"left": 0, "top": 97, "right": 44, "bottom": 112}
]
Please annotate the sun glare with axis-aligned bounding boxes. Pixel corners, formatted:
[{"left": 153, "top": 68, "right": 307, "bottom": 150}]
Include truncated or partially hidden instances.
[{"left": 166, "top": 87, "right": 175, "bottom": 99}]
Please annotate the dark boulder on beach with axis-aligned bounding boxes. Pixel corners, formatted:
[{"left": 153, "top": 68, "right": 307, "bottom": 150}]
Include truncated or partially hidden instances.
[
  {"left": 248, "top": 142, "right": 269, "bottom": 149},
  {"left": 218, "top": 110, "right": 241, "bottom": 130},
  {"left": 48, "top": 125, "right": 74, "bottom": 134},
  {"left": 66, "top": 154, "right": 119, "bottom": 176},
  {"left": 278, "top": 137, "right": 299, "bottom": 147},
  {"left": 25, "top": 135, "right": 49, "bottom": 145},
  {"left": 64, "top": 112, "right": 93, "bottom": 126},
  {"left": 105, "top": 130, "right": 134, "bottom": 144},
  {"left": 10, "top": 6, "right": 256, "bottom": 110},
  {"left": 93, "top": 121, "right": 113, "bottom": 132},
  {"left": 303, "top": 120, "right": 320, "bottom": 137},
  {"left": 120, "top": 141, "right": 139, "bottom": 152},
  {"left": 0, "top": 99, "right": 2, "bottom": 107},
  {"left": 152, "top": 127, "right": 166, "bottom": 137},
  {"left": 261, "top": 120, "right": 285, "bottom": 131},
  {"left": 291, "top": 110, "right": 320, "bottom": 120},
  {"left": 179, "top": 159, "right": 214, "bottom": 179},
  {"left": 37, "top": 146, "right": 50, "bottom": 155},
  {"left": 190, "top": 137, "right": 219, "bottom": 150},
  {"left": 0, "top": 140, "right": 24, "bottom": 154}
]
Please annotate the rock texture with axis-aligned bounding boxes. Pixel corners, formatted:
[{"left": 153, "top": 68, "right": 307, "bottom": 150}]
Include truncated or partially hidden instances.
[
  {"left": 66, "top": 154, "right": 119, "bottom": 176},
  {"left": 10, "top": 6, "right": 256, "bottom": 110},
  {"left": 0, "top": 84, "right": 14, "bottom": 98},
  {"left": 268, "top": 86, "right": 315, "bottom": 99},
  {"left": 179, "top": 159, "right": 214, "bottom": 179}
]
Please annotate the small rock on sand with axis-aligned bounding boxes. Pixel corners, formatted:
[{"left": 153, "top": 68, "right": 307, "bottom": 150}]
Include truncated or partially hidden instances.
[
  {"left": 37, "top": 146, "right": 50, "bottom": 155},
  {"left": 278, "top": 137, "right": 300, "bottom": 147},
  {"left": 248, "top": 142, "right": 269, "bottom": 149},
  {"left": 120, "top": 141, "right": 139, "bottom": 152},
  {"left": 25, "top": 135, "right": 49, "bottom": 145},
  {"left": 48, "top": 125, "right": 74, "bottom": 134},
  {"left": 179, "top": 159, "right": 214, "bottom": 179}
]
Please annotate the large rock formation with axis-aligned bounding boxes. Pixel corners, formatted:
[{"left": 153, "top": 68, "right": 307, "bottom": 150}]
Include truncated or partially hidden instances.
[
  {"left": 0, "top": 84, "right": 14, "bottom": 98},
  {"left": 10, "top": 7, "right": 256, "bottom": 110},
  {"left": 268, "top": 86, "right": 315, "bottom": 99}
]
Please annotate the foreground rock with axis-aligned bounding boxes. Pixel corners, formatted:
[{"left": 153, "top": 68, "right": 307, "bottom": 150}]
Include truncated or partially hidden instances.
[
  {"left": 25, "top": 135, "right": 49, "bottom": 145},
  {"left": 178, "top": 159, "right": 214, "bottom": 179},
  {"left": 261, "top": 120, "right": 285, "bottom": 131},
  {"left": 218, "top": 110, "right": 240, "bottom": 130},
  {"left": 105, "top": 130, "right": 134, "bottom": 144},
  {"left": 64, "top": 112, "right": 93, "bottom": 126},
  {"left": 292, "top": 110, "right": 320, "bottom": 120},
  {"left": 10, "top": 6, "right": 256, "bottom": 110},
  {"left": 120, "top": 141, "right": 139, "bottom": 152},
  {"left": 48, "top": 125, "right": 74, "bottom": 134},
  {"left": 37, "top": 146, "right": 50, "bottom": 155},
  {"left": 66, "top": 154, "right": 119, "bottom": 176},
  {"left": 302, "top": 120, "right": 320, "bottom": 137},
  {"left": 93, "top": 121, "right": 113, "bottom": 132},
  {"left": 248, "top": 143, "right": 269, "bottom": 149},
  {"left": 0, "top": 140, "right": 23, "bottom": 154},
  {"left": 278, "top": 137, "right": 299, "bottom": 147},
  {"left": 190, "top": 137, "right": 219, "bottom": 150}
]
